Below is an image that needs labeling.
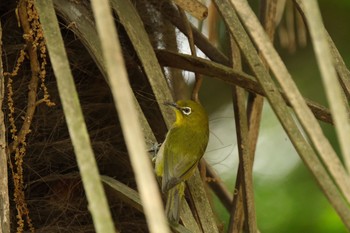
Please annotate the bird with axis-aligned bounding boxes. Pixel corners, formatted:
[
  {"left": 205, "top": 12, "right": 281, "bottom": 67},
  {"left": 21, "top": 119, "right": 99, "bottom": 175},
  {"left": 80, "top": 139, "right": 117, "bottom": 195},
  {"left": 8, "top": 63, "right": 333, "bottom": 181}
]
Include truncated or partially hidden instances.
[{"left": 155, "top": 99, "right": 209, "bottom": 223}]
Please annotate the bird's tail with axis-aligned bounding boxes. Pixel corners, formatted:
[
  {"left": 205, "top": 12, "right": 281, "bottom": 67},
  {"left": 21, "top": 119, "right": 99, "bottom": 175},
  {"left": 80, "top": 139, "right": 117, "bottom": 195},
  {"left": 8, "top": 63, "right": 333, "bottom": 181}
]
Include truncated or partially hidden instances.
[{"left": 165, "top": 182, "right": 185, "bottom": 223}]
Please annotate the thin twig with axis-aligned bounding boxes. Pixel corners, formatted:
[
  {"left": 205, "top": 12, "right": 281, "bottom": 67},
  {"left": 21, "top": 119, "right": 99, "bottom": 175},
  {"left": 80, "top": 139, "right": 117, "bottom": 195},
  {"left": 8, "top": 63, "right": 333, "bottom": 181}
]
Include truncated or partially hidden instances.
[
  {"left": 8, "top": 0, "right": 40, "bottom": 153},
  {"left": 177, "top": 8, "right": 203, "bottom": 103},
  {"left": 227, "top": 28, "right": 246, "bottom": 233},
  {"left": 205, "top": 161, "right": 232, "bottom": 211},
  {"left": 229, "top": 17, "right": 257, "bottom": 230},
  {"left": 231, "top": 82, "right": 257, "bottom": 233},
  {"left": 229, "top": 171, "right": 245, "bottom": 233},
  {"left": 179, "top": 9, "right": 200, "bottom": 100},
  {"left": 7, "top": 1, "right": 42, "bottom": 231}
]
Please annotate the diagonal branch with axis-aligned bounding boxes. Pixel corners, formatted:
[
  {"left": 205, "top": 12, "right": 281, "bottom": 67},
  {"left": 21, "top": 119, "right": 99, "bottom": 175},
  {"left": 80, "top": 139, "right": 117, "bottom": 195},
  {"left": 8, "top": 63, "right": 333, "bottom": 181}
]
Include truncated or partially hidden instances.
[{"left": 156, "top": 50, "right": 333, "bottom": 124}]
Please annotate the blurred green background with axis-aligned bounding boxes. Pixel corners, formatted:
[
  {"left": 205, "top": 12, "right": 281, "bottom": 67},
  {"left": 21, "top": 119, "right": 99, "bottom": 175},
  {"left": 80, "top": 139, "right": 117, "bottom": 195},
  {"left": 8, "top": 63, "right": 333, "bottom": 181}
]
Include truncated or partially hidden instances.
[{"left": 200, "top": 0, "right": 350, "bottom": 232}]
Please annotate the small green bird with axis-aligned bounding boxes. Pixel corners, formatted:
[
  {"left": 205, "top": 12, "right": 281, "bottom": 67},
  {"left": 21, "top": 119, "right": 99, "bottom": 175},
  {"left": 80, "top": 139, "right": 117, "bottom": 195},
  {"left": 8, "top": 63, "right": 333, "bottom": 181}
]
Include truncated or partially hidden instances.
[{"left": 155, "top": 99, "right": 209, "bottom": 223}]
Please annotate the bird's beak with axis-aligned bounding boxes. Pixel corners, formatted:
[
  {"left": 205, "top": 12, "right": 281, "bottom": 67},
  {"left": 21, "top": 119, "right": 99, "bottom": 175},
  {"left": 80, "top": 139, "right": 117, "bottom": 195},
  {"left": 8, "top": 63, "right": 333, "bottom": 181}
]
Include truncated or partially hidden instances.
[{"left": 163, "top": 101, "right": 178, "bottom": 109}]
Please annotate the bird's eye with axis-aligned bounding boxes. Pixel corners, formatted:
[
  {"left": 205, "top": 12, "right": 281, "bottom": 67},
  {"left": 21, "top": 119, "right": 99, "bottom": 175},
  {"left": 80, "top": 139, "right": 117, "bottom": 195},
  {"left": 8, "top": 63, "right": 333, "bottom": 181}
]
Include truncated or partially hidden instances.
[{"left": 182, "top": 107, "right": 192, "bottom": 115}]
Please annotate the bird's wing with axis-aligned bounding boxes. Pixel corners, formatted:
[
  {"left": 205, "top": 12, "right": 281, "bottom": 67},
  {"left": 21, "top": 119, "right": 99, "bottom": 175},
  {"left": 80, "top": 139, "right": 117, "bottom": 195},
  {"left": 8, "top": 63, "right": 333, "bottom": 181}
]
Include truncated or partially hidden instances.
[
  {"left": 161, "top": 127, "right": 203, "bottom": 192},
  {"left": 162, "top": 149, "right": 198, "bottom": 192}
]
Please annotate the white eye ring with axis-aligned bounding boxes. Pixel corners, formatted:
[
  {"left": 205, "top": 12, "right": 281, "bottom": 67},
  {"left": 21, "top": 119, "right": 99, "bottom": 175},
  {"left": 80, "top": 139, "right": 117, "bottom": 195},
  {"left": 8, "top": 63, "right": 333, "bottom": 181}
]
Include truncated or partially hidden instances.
[{"left": 182, "top": 107, "right": 192, "bottom": 115}]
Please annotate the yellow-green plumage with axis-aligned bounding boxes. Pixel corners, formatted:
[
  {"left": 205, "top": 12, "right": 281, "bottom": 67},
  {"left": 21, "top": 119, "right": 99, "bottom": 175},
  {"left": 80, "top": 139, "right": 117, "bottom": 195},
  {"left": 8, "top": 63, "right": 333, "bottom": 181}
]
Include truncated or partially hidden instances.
[{"left": 155, "top": 100, "right": 209, "bottom": 223}]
